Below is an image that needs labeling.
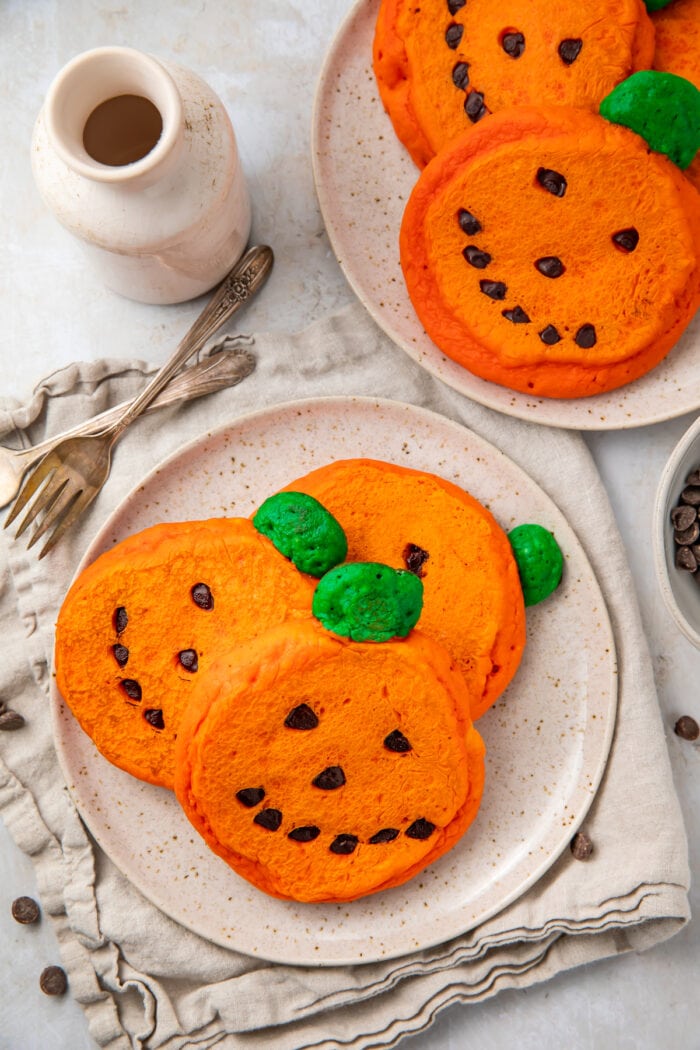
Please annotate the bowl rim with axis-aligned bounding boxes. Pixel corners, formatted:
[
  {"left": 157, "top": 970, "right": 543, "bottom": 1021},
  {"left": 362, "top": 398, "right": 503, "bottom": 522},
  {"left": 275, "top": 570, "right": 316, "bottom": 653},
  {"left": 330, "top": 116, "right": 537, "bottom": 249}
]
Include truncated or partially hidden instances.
[{"left": 653, "top": 413, "right": 700, "bottom": 649}]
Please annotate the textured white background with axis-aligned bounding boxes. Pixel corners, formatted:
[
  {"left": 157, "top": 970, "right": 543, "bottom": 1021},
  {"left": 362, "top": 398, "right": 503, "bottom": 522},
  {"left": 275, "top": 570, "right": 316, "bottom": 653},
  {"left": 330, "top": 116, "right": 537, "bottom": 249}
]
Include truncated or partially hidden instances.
[{"left": 1, "top": 1, "right": 699, "bottom": 1047}]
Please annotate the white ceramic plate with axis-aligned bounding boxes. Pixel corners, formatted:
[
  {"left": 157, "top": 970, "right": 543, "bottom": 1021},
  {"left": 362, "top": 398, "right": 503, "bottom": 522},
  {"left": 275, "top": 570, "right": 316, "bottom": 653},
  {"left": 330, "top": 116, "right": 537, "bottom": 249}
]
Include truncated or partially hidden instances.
[
  {"left": 311, "top": 0, "right": 700, "bottom": 431},
  {"left": 51, "top": 397, "right": 617, "bottom": 965}
]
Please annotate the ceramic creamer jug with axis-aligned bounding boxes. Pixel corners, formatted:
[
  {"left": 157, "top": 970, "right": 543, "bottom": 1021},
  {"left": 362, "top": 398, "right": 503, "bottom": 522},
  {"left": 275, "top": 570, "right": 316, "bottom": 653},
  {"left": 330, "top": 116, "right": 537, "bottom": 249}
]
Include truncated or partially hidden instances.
[{"left": 32, "top": 46, "right": 252, "bottom": 304}]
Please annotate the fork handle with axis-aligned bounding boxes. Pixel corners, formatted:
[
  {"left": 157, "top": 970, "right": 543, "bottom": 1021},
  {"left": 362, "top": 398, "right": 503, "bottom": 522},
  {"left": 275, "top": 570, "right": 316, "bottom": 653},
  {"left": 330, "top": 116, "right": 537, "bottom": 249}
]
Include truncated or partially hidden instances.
[{"left": 111, "top": 245, "right": 273, "bottom": 437}]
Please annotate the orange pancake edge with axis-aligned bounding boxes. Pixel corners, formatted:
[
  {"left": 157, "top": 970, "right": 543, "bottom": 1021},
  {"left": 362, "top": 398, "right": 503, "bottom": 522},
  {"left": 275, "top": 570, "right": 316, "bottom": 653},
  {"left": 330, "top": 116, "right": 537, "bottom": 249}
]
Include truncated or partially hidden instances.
[
  {"left": 54, "top": 518, "right": 316, "bottom": 789},
  {"left": 174, "top": 619, "right": 486, "bottom": 903}
]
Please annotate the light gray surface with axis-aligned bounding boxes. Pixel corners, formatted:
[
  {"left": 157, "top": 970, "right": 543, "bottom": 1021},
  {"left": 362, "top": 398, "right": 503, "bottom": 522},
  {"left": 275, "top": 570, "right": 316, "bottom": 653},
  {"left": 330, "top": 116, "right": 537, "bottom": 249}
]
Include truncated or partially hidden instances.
[{"left": 1, "top": 2, "right": 698, "bottom": 1048}]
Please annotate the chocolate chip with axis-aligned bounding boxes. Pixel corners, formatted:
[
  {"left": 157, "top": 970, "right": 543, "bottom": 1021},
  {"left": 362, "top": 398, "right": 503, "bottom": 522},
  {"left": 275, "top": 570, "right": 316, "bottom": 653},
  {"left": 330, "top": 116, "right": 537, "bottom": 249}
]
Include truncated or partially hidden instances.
[
  {"left": 384, "top": 729, "right": 412, "bottom": 752},
  {"left": 480, "top": 280, "right": 507, "bottom": 300},
  {"left": 575, "top": 324, "right": 597, "bottom": 349},
  {"left": 369, "top": 828, "right": 400, "bottom": 843},
  {"left": 11, "top": 896, "right": 40, "bottom": 924},
  {"left": 502, "top": 306, "right": 531, "bottom": 324},
  {"left": 447, "top": 0, "right": 466, "bottom": 12},
  {"left": 465, "top": 90, "right": 487, "bottom": 122},
  {"left": 312, "top": 766, "right": 346, "bottom": 790},
  {"left": 406, "top": 818, "right": 435, "bottom": 839},
  {"left": 536, "top": 167, "right": 567, "bottom": 197},
  {"left": 539, "top": 324, "right": 562, "bottom": 345},
  {"left": 112, "top": 643, "right": 129, "bottom": 667},
  {"left": 674, "top": 521, "right": 700, "bottom": 546},
  {"left": 0, "top": 710, "right": 25, "bottom": 731},
  {"left": 39, "top": 965, "right": 67, "bottom": 996},
  {"left": 675, "top": 546, "right": 697, "bottom": 571},
  {"left": 445, "top": 23, "right": 464, "bottom": 49},
  {"left": 178, "top": 648, "right": 198, "bottom": 672},
  {"left": 114, "top": 606, "right": 128, "bottom": 634},
  {"left": 330, "top": 834, "right": 359, "bottom": 855},
  {"left": 674, "top": 715, "right": 699, "bottom": 740},
  {"left": 403, "top": 542, "right": 429, "bottom": 576},
  {"left": 191, "top": 582, "right": 214, "bottom": 610},
  {"left": 236, "top": 786, "right": 265, "bottom": 807},
  {"left": 502, "top": 31, "right": 525, "bottom": 58},
  {"left": 681, "top": 486, "right": 700, "bottom": 506},
  {"left": 143, "top": 708, "right": 164, "bottom": 729},
  {"left": 612, "top": 227, "right": 639, "bottom": 253},
  {"left": 254, "top": 808, "right": 282, "bottom": 831},
  {"left": 570, "top": 831, "right": 593, "bottom": 860},
  {"left": 120, "top": 679, "right": 142, "bottom": 702},
  {"left": 284, "top": 703, "right": 319, "bottom": 729},
  {"left": 463, "top": 245, "right": 492, "bottom": 269},
  {"left": 288, "top": 825, "right": 320, "bottom": 842},
  {"left": 452, "top": 61, "right": 470, "bottom": 90},
  {"left": 457, "top": 207, "right": 481, "bottom": 235},
  {"left": 558, "top": 38, "right": 583, "bottom": 65},
  {"left": 671, "top": 505, "right": 697, "bottom": 531},
  {"left": 535, "top": 256, "right": 565, "bottom": 278},
  {"left": 686, "top": 469, "right": 700, "bottom": 486}
]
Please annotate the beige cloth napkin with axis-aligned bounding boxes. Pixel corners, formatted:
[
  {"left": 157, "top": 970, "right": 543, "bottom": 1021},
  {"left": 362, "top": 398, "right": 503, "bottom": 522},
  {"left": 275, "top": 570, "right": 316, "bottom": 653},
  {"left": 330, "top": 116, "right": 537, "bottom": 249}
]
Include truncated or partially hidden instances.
[{"left": 0, "top": 303, "right": 690, "bottom": 1050}]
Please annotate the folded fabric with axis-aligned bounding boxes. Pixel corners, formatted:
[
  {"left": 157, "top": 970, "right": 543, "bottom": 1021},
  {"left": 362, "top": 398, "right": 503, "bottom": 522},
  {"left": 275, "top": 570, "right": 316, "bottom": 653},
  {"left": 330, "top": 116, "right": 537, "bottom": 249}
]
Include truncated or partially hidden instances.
[{"left": 0, "top": 303, "right": 689, "bottom": 1050}]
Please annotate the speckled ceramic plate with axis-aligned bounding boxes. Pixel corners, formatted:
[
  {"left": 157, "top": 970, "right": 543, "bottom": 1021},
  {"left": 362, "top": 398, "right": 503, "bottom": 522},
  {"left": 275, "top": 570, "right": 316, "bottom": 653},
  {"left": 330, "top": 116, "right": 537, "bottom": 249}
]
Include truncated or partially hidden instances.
[
  {"left": 51, "top": 397, "right": 617, "bottom": 965},
  {"left": 311, "top": 0, "right": 700, "bottom": 431}
]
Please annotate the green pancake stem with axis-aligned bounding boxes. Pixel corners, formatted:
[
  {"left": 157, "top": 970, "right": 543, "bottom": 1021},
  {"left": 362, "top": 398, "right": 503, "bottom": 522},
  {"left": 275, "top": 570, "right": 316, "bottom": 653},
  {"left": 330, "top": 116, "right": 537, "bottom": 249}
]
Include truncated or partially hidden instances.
[
  {"left": 253, "top": 492, "right": 347, "bottom": 577},
  {"left": 600, "top": 70, "right": 700, "bottom": 169},
  {"left": 312, "top": 562, "right": 423, "bottom": 642}
]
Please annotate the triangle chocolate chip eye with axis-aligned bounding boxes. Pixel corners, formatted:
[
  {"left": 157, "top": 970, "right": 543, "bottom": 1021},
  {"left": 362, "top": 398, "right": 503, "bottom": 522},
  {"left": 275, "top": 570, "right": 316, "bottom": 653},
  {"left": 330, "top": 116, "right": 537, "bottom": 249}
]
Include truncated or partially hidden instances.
[
  {"left": 536, "top": 167, "right": 567, "bottom": 197},
  {"left": 384, "top": 729, "right": 412, "bottom": 752},
  {"left": 612, "top": 227, "right": 639, "bottom": 253},
  {"left": 558, "top": 38, "right": 583, "bottom": 65}
]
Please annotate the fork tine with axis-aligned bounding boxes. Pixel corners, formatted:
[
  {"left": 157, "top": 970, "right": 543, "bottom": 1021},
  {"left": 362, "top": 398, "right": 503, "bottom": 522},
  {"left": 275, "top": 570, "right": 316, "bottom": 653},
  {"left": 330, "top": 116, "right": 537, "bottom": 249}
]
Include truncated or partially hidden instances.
[
  {"left": 37, "top": 488, "right": 97, "bottom": 560},
  {"left": 4, "top": 457, "right": 58, "bottom": 530},
  {"left": 26, "top": 483, "right": 84, "bottom": 551},
  {"left": 14, "top": 474, "right": 68, "bottom": 539}
]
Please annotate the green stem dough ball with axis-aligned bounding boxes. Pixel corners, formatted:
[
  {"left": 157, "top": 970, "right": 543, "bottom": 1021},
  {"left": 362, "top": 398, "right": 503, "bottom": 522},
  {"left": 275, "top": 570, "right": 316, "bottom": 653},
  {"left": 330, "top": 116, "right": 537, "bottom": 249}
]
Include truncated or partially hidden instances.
[
  {"left": 253, "top": 492, "right": 348, "bottom": 577},
  {"left": 508, "top": 524, "right": 563, "bottom": 607},
  {"left": 600, "top": 71, "right": 700, "bottom": 170},
  {"left": 312, "top": 562, "right": 424, "bottom": 642}
]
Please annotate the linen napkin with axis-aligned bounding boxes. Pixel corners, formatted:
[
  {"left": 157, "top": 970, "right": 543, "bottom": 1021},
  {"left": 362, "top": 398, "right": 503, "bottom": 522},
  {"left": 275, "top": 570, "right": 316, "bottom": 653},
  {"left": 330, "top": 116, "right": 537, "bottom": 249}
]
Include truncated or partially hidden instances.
[{"left": 0, "top": 302, "right": 689, "bottom": 1050}]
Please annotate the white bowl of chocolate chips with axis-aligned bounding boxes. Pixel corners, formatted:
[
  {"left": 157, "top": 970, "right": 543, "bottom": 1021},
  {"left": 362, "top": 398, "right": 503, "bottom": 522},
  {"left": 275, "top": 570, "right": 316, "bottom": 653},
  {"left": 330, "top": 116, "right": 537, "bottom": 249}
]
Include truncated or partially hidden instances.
[{"left": 654, "top": 415, "right": 700, "bottom": 649}]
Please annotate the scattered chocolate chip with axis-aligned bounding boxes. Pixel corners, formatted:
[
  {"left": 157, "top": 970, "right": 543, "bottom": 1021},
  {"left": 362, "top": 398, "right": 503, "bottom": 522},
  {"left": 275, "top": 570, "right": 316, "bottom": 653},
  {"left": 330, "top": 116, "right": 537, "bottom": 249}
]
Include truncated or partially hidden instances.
[
  {"left": 536, "top": 167, "right": 567, "bottom": 197},
  {"left": 674, "top": 521, "right": 700, "bottom": 546},
  {"left": 681, "top": 486, "right": 700, "bottom": 506},
  {"left": 457, "top": 207, "right": 481, "bottom": 235},
  {"left": 558, "top": 38, "right": 583, "bottom": 64},
  {"left": 236, "top": 786, "right": 265, "bottom": 807},
  {"left": 535, "top": 256, "right": 565, "bottom": 278},
  {"left": 39, "top": 965, "right": 67, "bottom": 996},
  {"left": 570, "top": 831, "right": 593, "bottom": 860},
  {"left": 330, "top": 834, "right": 359, "bottom": 855},
  {"left": 191, "top": 583, "right": 214, "bottom": 610},
  {"left": 11, "top": 896, "right": 40, "bottom": 924},
  {"left": 675, "top": 546, "right": 697, "bottom": 572},
  {"left": 384, "top": 729, "right": 412, "bottom": 752},
  {"left": 143, "top": 708, "right": 164, "bottom": 729},
  {"left": 406, "top": 818, "right": 435, "bottom": 840},
  {"left": 312, "top": 766, "right": 346, "bottom": 790},
  {"left": 0, "top": 710, "right": 25, "bottom": 731},
  {"left": 178, "top": 648, "right": 198, "bottom": 672},
  {"left": 612, "top": 227, "right": 639, "bottom": 253},
  {"left": 452, "top": 61, "right": 470, "bottom": 90},
  {"left": 539, "top": 324, "right": 562, "bottom": 345},
  {"left": 465, "top": 90, "right": 487, "bottom": 122},
  {"left": 671, "top": 505, "right": 697, "bottom": 531},
  {"left": 403, "top": 542, "right": 429, "bottom": 576},
  {"left": 112, "top": 643, "right": 129, "bottom": 668},
  {"left": 686, "top": 469, "right": 700, "bottom": 486},
  {"left": 463, "top": 245, "right": 492, "bottom": 269},
  {"left": 502, "top": 306, "right": 531, "bottom": 324},
  {"left": 120, "top": 679, "right": 142, "bottom": 702},
  {"left": 575, "top": 324, "right": 597, "bottom": 349},
  {"left": 114, "top": 606, "right": 128, "bottom": 635},
  {"left": 284, "top": 703, "right": 319, "bottom": 730},
  {"left": 501, "top": 31, "right": 525, "bottom": 58},
  {"left": 369, "top": 828, "right": 400, "bottom": 843},
  {"left": 445, "top": 23, "right": 464, "bottom": 49},
  {"left": 288, "top": 825, "right": 320, "bottom": 842},
  {"left": 254, "top": 808, "right": 283, "bottom": 831},
  {"left": 480, "top": 280, "right": 507, "bottom": 300},
  {"left": 674, "top": 715, "right": 699, "bottom": 740},
  {"left": 447, "top": 0, "right": 466, "bottom": 12}
]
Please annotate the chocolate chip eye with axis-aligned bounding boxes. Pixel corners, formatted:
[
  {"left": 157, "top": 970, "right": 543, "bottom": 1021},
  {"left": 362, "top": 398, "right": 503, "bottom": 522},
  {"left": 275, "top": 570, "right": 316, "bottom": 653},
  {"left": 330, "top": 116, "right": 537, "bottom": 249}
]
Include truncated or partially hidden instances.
[
  {"left": 178, "top": 649, "right": 198, "bottom": 672},
  {"left": 502, "top": 306, "right": 531, "bottom": 324},
  {"left": 114, "top": 606, "right": 128, "bottom": 634},
  {"left": 284, "top": 703, "right": 319, "bottom": 730},
  {"left": 312, "top": 766, "right": 346, "bottom": 790},
  {"left": 501, "top": 31, "right": 525, "bottom": 58},
  {"left": 330, "top": 834, "right": 359, "bottom": 855},
  {"left": 463, "top": 245, "right": 492, "bottom": 269},
  {"left": 384, "top": 729, "right": 412, "bottom": 752},
  {"left": 403, "top": 542, "right": 429, "bottom": 576},
  {"left": 112, "top": 643, "right": 129, "bottom": 667},
  {"left": 539, "top": 324, "right": 562, "bottom": 345},
  {"left": 536, "top": 167, "right": 567, "bottom": 197},
  {"left": 254, "top": 808, "right": 283, "bottom": 831},
  {"left": 575, "top": 324, "right": 597, "bottom": 349},
  {"left": 405, "top": 818, "right": 436, "bottom": 840},
  {"left": 120, "top": 679, "right": 142, "bottom": 702},
  {"left": 445, "top": 23, "right": 464, "bottom": 49},
  {"left": 143, "top": 708, "right": 164, "bottom": 730},
  {"left": 612, "top": 227, "right": 639, "bottom": 253},
  {"left": 236, "top": 786, "right": 265, "bottom": 808},
  {"left": 369, "top": 828, "right": 400, "bottom": 843},
  {"left": 447, "top": 0, "right": 466, "bottom": 12},
  {"left": 288, "top": 825, "right": 320, "bottom": 842},
  {"left": 465, "top": 91, "right": 487, "bottom": 122},
  {"left": 480, "top": 280, "right": 507, "bottom": 300},
  {"left": 558, "top": 38, "right": 583, "bottom": 65},
  {"left": 535, "top": 256, "right": 565, "bottom": 278},
  {"left": 457, "top": 208, "right": 482, "bottom": 235},
  {"left": 191, "top": 583, "right": 214, "bottom": 610},
  {"left": 452, "top": 61, "right": 470, "bottom": 90}
]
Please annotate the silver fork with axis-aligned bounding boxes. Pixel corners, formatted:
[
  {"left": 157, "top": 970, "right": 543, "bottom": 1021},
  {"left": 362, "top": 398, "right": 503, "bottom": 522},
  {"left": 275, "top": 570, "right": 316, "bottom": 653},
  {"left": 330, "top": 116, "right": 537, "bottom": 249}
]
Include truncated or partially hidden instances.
[{"left": 5, "top": 244, "right": 273, "bottom": 558}]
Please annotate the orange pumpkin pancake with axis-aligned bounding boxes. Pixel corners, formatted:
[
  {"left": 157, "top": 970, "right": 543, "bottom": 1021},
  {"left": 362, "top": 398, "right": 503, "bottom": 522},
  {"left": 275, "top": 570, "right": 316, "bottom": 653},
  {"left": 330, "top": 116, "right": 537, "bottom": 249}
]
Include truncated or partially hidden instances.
[
  {"left": 174, "top": 619, "right": 485, "bottom": 902},
  {"left": 373, "top": 0, "right": 655, "bottom": 167},
  {"left": 652, "top": 0, "right": 700, "bottom": 190},
  {"left": 400, "top": 105, "right": 700, "bottom": 398},
  {"left": 54, "top": 518, "right": 316, "bottom": 789},
  {"left": 278, "top": 459, "right": 525, "bottom": 719}
]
